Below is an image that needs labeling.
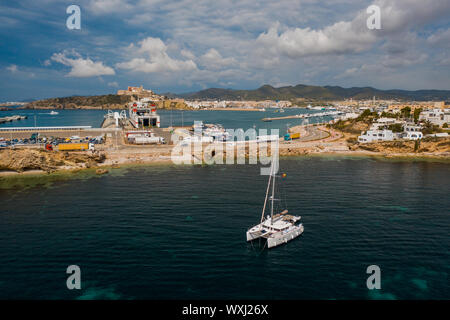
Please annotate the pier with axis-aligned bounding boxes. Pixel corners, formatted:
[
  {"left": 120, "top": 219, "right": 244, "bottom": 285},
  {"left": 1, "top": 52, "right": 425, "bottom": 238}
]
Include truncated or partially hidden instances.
[
  {"left": 0, "top": 115, "right": 27, "bottom": 124},
  {"left": 262, "top": 111, "right": 342, "bottom": 122}
]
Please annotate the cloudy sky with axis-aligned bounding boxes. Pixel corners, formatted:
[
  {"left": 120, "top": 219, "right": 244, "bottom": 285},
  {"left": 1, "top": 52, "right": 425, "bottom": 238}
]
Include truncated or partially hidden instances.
[{"left": 1, "top": 0, "right": 450, "bottom": 100}]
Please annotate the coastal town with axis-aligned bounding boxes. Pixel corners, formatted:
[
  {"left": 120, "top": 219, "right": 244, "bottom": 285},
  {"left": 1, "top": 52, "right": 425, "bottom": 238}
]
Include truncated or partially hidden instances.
[
  {"left": 0, "top": 85, "right": 449, "bottom": 175},
  {"left": 2, "top": 0, "right": 450, "bottom": 304}
]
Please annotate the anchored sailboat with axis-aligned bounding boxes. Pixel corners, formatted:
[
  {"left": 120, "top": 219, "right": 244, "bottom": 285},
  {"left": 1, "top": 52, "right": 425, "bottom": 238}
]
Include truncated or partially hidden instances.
[{"left": 246, "top": 161, "right": 304, "bottom": 248}]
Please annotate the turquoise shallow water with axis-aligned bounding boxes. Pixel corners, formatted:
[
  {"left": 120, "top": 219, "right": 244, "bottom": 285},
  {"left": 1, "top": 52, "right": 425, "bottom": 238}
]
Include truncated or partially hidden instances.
[{"left": 0, "top": 157, "right": 449, "bottom": 299}]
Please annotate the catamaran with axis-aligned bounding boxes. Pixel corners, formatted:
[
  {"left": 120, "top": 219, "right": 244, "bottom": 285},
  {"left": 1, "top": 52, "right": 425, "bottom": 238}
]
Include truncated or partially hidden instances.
[{"left": 246, "top": 161, "right": 304, "bottom": 248}]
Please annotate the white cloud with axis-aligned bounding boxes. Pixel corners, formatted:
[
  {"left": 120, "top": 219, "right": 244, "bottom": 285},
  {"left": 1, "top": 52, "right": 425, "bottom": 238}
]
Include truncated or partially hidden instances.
[
  {"left": 116, "top": 37, "right": 197, "bottom": 73},
  {"left": 198, "top": 49, "right": 236, "bottom": 70},
  {"left": 180, "top": 49, "right": 195, "bottom": 60},
  {"left": 6, "top": 64, "right": 18, "bottom": 73},
  {"left": 50, "top": 51, "right": 115, "bottom": 77},
  {"left": 87, "top": 0, "right": 132, "bottom": 15},
  {"left": 107, "top": 81, "right": 119, "bottom": 87},
  {"left": 256, "top": 0, "right": 450, "bottom": 59},
  {"left": 257, "top": 20, "right": 376, "bottom": 58}
]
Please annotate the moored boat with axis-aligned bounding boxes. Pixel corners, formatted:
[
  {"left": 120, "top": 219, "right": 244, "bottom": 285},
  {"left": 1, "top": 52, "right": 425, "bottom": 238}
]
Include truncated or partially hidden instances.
[{"left": 246, "top": 160, "right": 303, "bottom": 249}]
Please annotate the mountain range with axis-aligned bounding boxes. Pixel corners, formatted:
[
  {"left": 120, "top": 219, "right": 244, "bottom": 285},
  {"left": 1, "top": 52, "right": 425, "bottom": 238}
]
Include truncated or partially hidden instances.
[{"left": 168, "top": 84, "right": 450, "bottom": 101}]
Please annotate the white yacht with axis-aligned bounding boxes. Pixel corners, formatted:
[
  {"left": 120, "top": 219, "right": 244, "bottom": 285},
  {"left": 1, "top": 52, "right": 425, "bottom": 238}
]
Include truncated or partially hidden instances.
[
  {"left": 49, "top": 111, "right": 59, "bottom": 115},
  {"left": 246, "top": 161, "right": 304, "bottom": 249}
]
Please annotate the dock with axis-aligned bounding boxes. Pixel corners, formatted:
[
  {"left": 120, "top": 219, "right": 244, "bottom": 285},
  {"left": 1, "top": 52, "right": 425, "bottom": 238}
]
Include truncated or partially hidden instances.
[
  {"left": 0, "top": 115, "right": 27, "bottom": 124},
  {"left": 262, "top": 111, "right": 342, "bottom": 122}
]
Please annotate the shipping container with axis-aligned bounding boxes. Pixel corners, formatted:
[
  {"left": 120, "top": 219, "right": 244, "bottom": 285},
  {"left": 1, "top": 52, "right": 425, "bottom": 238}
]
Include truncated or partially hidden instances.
[
  {"left": 284, "top": 132, "right": 300, "bottom": 141},
  {"left": 57, "top": 143, "right": 94, "bottom": 151}
]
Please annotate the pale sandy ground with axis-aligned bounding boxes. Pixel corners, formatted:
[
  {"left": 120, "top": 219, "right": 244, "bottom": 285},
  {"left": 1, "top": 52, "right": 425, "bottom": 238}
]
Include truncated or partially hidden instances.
[
  {"left": 99, "top": 125, "right": 449, "bottom": 166},
  {"left": 1, "top": 125, "right": 448, "bottom": 177}
]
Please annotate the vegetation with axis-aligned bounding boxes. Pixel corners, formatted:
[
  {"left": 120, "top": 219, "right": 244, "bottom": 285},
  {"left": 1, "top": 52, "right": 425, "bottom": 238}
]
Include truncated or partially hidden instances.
[
  {"left": 356, "top": 109, "right": 378, "bottom": 122},
  {"left": 422, "top": 120, "right": 443, "bottom": 135},
  {"left": 443, "top": 123, "right": 448, "bottom": 128},
  {"left": 413, "top": 108, "right": 423, "bottom": 123},
  {"left": 400, "top": 106, "right": 411, "bottom": 118},
  {"left": 331, "top": 118, "right": 370, "bottom": 134},
  {"left": 388, "top": 123, "right": 404, "bottom": 133},
  {"left": 380, "top": 111, "right": 398, "bottom": 118}
]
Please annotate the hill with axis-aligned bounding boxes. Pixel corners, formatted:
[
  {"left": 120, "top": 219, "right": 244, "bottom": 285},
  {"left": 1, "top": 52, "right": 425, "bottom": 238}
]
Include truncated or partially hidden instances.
[
  {"left": 20, "top": 94, "right": 189, "bottom": 110},
  {"left": 22, "top": 94, "right": 133, "bottom": 110},
  {"left": 177, "top": 84, "right": 450, "bottom": 101}
]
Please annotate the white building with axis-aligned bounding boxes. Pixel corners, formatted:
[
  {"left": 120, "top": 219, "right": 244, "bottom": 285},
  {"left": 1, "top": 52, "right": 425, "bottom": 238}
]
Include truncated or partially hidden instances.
[
  {"left": 403, "top": 131, "right": 423, "bottom": 140},
  {"left": 370, "top": 117, "right": 398, "bottom": 130},
  {"left": 376, "top": 117, "right": 397, "bottom": 125},
  {"left": 419, "top": 109, "right": 450, "bottom": 127},
  {"left": 358, "top": 129, "right": 394, "bottom": 143},
  {"left": 402, "top": 124, "right": 423, "bottom": 140}
]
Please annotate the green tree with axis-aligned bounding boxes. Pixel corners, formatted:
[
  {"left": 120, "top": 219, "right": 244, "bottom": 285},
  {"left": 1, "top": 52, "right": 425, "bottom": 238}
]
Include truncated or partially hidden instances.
[
  {"left": 413, "top": 108, "right": 422, "bottom": 123},
  {"left": 388, "top": 123, "right": 404, "bottom": 133},
  {"left": 400, "top": 106, "right": 411, "bottom": 118},
  {"left": 381, "top": 111, "right": 398, "bottom": 119}
]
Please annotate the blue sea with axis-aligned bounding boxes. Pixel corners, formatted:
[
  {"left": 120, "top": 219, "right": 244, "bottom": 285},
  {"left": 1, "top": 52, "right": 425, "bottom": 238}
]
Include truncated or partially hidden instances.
[
  {"left": 0, "top": 157, "right": 449, "bottom": 299},
  {"left": 0, "top": 107, "right": 330, "bottom": 136}
]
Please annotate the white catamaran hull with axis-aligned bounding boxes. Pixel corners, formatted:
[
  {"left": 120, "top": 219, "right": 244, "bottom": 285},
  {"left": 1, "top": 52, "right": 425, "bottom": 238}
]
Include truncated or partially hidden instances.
[
  {"left": 246, "top": 223, "right": 304, "bottom": 248},
  {"left": 267, "top": 224, "right": 304, "bottom": 248}
]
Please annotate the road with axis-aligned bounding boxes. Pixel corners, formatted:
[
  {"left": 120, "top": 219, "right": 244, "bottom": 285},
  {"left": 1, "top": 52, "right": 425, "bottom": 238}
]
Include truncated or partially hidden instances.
[{"left": 296, "top": 126, "right": 329, "bottom": 142}]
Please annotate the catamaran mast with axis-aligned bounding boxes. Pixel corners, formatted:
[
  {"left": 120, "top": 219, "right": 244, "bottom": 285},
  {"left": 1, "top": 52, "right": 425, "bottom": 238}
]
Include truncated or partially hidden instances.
[
  {"left": 271, "top": 165, "right": 275, "bottom": 224},
  {"left": 260, "top": 160, "right": 273, "bottom": 224}
]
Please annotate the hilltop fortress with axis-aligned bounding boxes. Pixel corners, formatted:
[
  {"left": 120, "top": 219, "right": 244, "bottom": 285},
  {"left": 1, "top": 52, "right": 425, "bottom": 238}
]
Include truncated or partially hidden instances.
[{"left": 117, "top": 86, "right": 164, "bottom": 101}]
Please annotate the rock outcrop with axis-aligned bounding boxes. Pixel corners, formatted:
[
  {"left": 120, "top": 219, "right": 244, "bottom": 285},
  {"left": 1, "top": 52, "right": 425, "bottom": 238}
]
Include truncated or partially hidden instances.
[{"left": 0, "top": 148, "right": 106, "bottom": 173}]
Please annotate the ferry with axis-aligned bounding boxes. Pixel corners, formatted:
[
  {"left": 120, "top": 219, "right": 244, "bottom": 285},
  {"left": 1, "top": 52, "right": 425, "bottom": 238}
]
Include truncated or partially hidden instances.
[{"left": 129, "top": 100, "right": 160, "bottom": 128}]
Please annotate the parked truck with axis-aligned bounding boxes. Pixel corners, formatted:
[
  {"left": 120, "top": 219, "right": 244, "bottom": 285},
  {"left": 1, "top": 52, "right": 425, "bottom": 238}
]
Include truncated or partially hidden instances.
[
  {"left": 133, "top": 135, "right": 165, "bottom": 145},
  {"left": 284, "top": 132, "right": 301, "bottom": 141},
  {"left": 57, "top": 142, "right": 94, "bottom": 151}
]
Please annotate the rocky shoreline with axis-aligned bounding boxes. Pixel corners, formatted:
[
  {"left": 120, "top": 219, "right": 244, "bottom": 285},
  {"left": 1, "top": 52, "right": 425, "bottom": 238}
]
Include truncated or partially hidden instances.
[
  {"left": 1, "top": 139, "right": 449, "bottom": 178},
  {"left": 1, "top": 124, "right": 449, "bottom": 177},
  {"left": 0, "top": 148, "right": 106, "bottom": 174}
]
